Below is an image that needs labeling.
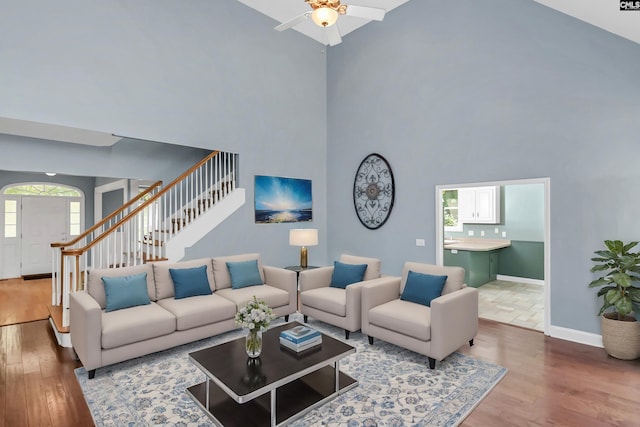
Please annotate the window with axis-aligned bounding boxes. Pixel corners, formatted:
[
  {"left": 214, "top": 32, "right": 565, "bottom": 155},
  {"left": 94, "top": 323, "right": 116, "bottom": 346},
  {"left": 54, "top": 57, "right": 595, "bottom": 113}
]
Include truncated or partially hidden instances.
[
  {"left": 4, "top": 200, "right": 17, "bottom": 238},
  {"left": 443, "top": 189, "right": 462, "bottom": 232},
  {"left": 69, "top": 201, "right": 81, "bottom": 236},
  {"left": 3, "top": 184, "right": 81, "bottom": 197},
  {"left": 2, "top": 183, "right": 84, "bottom": 237}
]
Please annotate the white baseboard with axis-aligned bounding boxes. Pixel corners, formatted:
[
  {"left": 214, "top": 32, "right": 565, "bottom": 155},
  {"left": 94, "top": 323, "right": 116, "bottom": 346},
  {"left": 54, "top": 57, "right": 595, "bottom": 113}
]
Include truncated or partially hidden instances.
[
  {"left": 49, "top": 317, "right": 72, "bottom": 348},
  {"left": 547, "top": 324, "right": 603, "bottom": 348},
  {"left": 496, "top": 274, "right": 544, "bottom": 286}
]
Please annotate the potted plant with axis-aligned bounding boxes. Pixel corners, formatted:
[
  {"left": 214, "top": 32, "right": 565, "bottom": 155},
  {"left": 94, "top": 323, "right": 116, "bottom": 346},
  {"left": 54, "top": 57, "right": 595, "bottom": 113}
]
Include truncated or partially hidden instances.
[{"left": 589, "top": 240, "right": 640, "bottom": 360}]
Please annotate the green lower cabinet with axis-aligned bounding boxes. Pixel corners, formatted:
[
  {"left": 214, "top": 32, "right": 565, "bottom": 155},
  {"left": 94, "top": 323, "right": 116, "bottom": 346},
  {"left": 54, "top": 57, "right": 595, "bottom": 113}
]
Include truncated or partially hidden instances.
[{"left": 444, "top": 249, "right": 499, "bottom": 288}]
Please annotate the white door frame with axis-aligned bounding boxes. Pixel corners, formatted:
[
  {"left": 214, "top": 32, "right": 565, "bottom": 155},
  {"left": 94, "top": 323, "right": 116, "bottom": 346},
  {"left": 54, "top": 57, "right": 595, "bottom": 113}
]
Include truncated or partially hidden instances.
[
  {"left": 0, "top": 182, "right": 85, "bottom": 279},
  {"left": 435, "top": 177, "right": 551, "bottom": 335}
]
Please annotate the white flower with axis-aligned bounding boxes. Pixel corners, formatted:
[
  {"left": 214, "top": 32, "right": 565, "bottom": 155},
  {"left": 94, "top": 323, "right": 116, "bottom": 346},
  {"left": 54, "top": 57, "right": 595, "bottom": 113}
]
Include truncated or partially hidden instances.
[{"left": 235, "top": 296, "right": 274, "bottom": 331}]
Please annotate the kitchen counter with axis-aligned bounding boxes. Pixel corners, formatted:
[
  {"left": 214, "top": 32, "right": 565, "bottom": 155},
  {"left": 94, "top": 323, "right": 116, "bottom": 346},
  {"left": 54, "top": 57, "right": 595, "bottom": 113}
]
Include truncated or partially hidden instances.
[{"left": 443, "top": 238, "right": 511, "bottom": 252}]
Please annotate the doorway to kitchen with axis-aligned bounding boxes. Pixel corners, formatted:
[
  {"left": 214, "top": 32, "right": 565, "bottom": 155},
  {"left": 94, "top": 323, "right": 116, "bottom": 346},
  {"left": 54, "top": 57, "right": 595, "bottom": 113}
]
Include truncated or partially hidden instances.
[{"left": 435, "top": 178, "right": 550, "bottom": 334}]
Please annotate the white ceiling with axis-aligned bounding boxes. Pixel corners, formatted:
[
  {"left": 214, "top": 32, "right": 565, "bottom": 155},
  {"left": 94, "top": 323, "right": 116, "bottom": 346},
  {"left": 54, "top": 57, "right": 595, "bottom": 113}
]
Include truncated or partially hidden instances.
[
  {"left": 237, "top": 0, "right": 410, "bottom": 45},
  {"left": 239, "top": 0, "right": 640, "bottom": 46}
]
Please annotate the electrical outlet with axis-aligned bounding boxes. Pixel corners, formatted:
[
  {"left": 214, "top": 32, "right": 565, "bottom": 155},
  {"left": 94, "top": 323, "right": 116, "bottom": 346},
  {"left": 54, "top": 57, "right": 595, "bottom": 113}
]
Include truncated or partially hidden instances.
[
  {"left": 415, "top": 238, "right": 425, "bottom": 247},
  {"left": 495, "top": 227, "right": 499, "bottom": 234},
  {"left": 480, "top": 230, "right": 485, "bottom": 237},
  {"left": 468, "top": 230, "right": 474, "bottom": 236},
  {"left": 502, "top": 231, "right": 507, "bottom": 237}
]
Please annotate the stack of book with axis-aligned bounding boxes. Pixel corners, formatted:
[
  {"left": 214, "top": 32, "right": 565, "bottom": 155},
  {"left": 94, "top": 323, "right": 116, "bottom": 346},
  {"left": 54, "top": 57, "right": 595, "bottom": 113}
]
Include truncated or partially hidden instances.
[{"left": 279, "top": 325, "right": 322, "bottom": 352}]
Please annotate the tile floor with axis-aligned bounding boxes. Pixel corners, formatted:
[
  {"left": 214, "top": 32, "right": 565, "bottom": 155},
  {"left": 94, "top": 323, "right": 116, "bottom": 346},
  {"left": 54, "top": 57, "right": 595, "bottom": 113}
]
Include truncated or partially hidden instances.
[{"left": 477, "top": 280, "right": 544, "bottom": 331}]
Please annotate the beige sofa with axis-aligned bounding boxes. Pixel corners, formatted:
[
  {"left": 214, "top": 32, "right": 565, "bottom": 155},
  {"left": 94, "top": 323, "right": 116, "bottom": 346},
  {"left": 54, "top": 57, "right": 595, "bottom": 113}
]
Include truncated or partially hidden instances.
[
  {"left": 299, "top": 254, "right": 381, "bottom": 339},
  {"left": 69, "top": 253, "right": 297, "bottom": 378},
  {"left": 361, "top": 262, "right": 478, "bottom": 369}
]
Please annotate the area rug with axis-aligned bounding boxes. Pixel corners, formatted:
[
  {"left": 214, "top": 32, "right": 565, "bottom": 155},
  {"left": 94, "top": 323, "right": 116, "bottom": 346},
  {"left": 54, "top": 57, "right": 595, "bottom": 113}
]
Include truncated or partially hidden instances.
[{"left": 75, "top": 314, "right": 506, "bottom": 426}]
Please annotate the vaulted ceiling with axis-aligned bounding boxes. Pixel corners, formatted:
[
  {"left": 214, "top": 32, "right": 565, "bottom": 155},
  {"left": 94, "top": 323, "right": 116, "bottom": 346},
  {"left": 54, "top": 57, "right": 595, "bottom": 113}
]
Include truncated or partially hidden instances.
[{"left": 238, "top": 0, "right": 640, "bottom": 46}]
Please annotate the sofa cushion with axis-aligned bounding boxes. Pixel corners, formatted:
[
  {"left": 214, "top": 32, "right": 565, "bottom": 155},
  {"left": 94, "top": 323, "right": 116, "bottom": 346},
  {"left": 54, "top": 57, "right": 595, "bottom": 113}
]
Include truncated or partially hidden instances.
[
  {"left": 88, "top": 264, "right": 155, "bottom": 309},
  {"left": 157, "top": 294, "right": 237, "bottom": 331},
  {"left": 400, "top": 271, "right": 447, "bottom": 307},
  {"left": 300, "top": 287, "right": 346, "bottom": 317},
  {"left": 152, "top": 258, "right": 215, "bottom": 300},
  {"left": 170, "top": 265, "right": 213, "bottom": 299},
  {"left": 340, "top": 254, "right": 381, "bottom": 281},
  {"left": 226, "top": 259, "right": 263, "bottom": 289},
  {"left": 330, "top": 261, "right": 367, "bottom": 289},
  {"left": 213, "top": 253, "right": 265, "bottom": 290},
  {"left": 102, "top": 273, "right": 151, "bottom": 312},
  {"left": 216, "top": 284, "right": 289, "bottom": 310},
  {"left": 101, "top": 302, "right": 176, "bottom": 349},
  {"left": 400, "top": 263, "right": 465, "bottom": 296},
  {"left": 369, "top": 299, "right": 431, "bottom": 341}
]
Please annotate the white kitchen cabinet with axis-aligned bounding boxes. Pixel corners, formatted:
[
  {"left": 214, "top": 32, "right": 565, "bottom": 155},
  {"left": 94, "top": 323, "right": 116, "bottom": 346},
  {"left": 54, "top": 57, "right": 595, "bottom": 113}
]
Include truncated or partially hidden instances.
[{"left": 458, "top": 186, "right": 500, "bottom": 224}]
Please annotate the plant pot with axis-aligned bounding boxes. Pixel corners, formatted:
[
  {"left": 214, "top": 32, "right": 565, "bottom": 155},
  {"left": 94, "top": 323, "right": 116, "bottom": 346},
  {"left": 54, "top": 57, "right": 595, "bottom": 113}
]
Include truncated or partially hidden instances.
[{"left": 601, "top": 312, "right": 640, "bottom": 360}]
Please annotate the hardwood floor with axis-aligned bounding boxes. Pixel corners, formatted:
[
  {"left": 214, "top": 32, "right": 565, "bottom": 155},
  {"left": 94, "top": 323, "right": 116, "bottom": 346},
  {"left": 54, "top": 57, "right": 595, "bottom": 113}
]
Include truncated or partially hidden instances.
[
  {"left": 1, "top": 296, "right": 640, "bottom": 426},
  {"left": 0, "top": 278, "right": 51, "bottom": 327}
]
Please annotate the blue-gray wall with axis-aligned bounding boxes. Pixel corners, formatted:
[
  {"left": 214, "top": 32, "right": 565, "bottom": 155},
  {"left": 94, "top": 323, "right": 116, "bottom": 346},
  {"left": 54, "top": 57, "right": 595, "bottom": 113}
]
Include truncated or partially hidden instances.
[
  {"left": 326, "top": 0, "right": 640, "bottom": 334},
  {"left": 3, "top": 0, "right": 640, "bottom": 338},
  {"left": 0, "top": 0, "right": 328, "bottom": 267}
]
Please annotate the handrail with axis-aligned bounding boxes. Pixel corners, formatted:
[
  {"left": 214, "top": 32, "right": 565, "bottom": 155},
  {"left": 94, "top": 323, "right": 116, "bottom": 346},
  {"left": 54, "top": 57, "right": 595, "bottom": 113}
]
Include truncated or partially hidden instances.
[
  {"left": 51, "top": 180, "right": 163, "bottom": 249},
  {"left": 61, "top": 150, "right": 221, "bottom": 255},
  {"left": 51, "top": 148, "right": 238, "bottom": 330}
]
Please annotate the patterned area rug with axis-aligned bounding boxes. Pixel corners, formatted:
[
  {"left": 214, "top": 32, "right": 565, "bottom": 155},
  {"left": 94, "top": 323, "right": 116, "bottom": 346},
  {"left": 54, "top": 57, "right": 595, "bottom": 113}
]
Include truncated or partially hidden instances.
[{"left": 75, "top": 314, "right": 506, "bottom": 426}]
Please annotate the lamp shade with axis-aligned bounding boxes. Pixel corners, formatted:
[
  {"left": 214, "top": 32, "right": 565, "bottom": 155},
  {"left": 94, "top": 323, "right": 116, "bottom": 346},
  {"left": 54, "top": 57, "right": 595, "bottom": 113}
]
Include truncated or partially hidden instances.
[
  {"left": 311, "top": 7, "right": 339, "bottom": 27},
  {"left": 289, "top": 229, "right": 318, "bottom": 246}
]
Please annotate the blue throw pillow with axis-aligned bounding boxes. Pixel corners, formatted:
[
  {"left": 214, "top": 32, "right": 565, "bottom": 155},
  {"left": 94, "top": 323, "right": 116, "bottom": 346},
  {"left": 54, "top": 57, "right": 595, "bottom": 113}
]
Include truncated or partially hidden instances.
[
  {"left": 169, "top": 265, "right": 213, "bottom": 299},
  {"left": 102, "top": 273, "right": 151, "bottom": 312},
  {"left": 400, "top": 271, "right": 448, "bottom": 307},
  {"left": 329, "top": 261, "right": 368, "bottom": 289},
  {"left": 227, "top": 260, "right": 263, "bottom": 289}
]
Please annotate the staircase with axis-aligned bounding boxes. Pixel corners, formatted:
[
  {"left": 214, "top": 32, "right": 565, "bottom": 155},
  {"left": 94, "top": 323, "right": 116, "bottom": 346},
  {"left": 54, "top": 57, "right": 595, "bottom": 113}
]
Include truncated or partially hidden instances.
[{"left": 49, "top": 150, "right": 244, "bottom": 344}]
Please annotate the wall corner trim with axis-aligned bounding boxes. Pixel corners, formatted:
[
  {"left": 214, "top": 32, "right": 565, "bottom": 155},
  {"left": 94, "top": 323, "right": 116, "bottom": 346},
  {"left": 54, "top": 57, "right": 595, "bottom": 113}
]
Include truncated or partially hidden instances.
[{"left": 547, "top": 325, "right": 603, "bottom": 348}]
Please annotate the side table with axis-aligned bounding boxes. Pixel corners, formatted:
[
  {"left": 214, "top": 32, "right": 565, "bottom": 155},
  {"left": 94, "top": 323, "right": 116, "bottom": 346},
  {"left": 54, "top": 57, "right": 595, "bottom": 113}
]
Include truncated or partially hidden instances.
[
  {"left": 285, "top": 266, "right": 319, "bottom": 311},
  {"left": 284, "top": 265, "right": 319, "bottom": 280}
]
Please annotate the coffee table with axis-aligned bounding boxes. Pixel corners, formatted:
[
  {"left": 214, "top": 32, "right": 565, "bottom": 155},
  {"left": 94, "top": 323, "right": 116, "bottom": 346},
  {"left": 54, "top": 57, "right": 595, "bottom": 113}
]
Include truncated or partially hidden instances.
[{"left": 187, "top": 322, "right": 357, "bottom": 427}]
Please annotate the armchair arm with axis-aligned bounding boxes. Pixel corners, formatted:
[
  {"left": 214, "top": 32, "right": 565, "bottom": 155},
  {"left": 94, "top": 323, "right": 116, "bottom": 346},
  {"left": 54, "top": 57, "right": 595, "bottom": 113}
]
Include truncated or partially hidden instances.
[
  {"left": 69, "top": 291, "right": 103, "bottom": 371},
  {"left": 361, "top": 277, "right": 401, "bottom": 332},
  {"left": 299, "top": 266, "right": 334, "bottom": 292},
  {"left": 262, "top": 266, "right": 297, "bottom": 309},
  {"left": 361, "top": 277, "right": 401, "bottom": 311},
  {"left": 430, "top": 287, "right": 479, "bottom": 360}
]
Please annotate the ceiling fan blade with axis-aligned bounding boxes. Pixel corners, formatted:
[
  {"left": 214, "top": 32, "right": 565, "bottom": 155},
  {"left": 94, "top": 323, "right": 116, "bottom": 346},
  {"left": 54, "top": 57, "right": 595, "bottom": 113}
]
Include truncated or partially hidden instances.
[
  {"left": 326, "top": 25, "right": 342, "bottom": 46},
  {"left": 274, "top": 12, "right": 310, "bottom": 31},
  {"left": 345, "top": 5, "right": 386, "bottom": 21}
]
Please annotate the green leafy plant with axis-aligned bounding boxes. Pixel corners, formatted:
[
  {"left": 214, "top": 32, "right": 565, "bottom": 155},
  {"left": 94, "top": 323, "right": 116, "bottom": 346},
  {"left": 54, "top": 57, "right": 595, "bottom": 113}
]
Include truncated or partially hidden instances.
[{"left": 589, "top": 240, "right": 640, "bottom": 320}]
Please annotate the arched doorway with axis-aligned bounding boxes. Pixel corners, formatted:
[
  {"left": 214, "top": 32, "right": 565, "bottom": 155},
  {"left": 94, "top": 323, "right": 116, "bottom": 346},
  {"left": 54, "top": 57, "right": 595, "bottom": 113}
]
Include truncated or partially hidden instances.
[{"left": 0, "top": 182, "right": 84, "bottom": 279}]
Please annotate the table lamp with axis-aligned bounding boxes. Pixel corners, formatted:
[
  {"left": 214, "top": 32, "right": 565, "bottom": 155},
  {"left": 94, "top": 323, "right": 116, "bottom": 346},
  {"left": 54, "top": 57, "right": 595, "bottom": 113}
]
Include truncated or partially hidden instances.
[{"left": 289, "top": 229, "right": 318, "bottom": 268}]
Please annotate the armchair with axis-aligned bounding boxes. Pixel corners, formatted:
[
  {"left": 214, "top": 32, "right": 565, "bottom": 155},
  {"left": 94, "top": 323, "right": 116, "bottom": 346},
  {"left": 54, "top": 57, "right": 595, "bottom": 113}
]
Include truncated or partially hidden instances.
[
  {"left": 361, "top": 262, "right": 478, "bottom": 369},
  {"left": 299, "top": 254, "right": 381, "bottom": 339}
]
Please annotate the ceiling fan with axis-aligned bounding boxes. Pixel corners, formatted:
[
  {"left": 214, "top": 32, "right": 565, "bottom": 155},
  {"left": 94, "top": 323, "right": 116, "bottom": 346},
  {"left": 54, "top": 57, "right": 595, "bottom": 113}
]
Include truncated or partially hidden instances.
[{"left": 275, "top": 0, "right": 386, "bottom": 46}]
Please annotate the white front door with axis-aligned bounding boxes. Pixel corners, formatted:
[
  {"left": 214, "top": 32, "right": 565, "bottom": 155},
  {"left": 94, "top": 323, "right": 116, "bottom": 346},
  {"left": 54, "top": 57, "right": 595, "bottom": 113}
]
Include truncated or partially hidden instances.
[{"left": 20, "top": 196, "right": 68, "bottom": 276}]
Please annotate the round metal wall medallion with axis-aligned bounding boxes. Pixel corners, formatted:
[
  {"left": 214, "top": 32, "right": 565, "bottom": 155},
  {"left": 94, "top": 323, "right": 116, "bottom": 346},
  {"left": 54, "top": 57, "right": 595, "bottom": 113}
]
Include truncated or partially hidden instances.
[{"left": 353, "top": 153, "right": 395, "bottom": 229}]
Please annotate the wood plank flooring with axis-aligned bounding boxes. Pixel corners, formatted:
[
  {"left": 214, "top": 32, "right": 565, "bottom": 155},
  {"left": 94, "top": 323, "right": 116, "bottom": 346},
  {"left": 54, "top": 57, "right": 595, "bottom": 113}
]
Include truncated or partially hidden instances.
[
  {"left": 1, "top": 283, "right": 640, "bottom": 426},
  {"left": 0, "top": 278, "right": 50, "bottom": 327}
]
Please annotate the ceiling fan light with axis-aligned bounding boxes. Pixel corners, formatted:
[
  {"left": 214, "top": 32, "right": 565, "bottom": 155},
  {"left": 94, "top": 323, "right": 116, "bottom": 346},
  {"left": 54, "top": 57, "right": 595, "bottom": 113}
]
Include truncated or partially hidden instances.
[{"left": 311, "top": 7, "right": 339, "bottom": 27}]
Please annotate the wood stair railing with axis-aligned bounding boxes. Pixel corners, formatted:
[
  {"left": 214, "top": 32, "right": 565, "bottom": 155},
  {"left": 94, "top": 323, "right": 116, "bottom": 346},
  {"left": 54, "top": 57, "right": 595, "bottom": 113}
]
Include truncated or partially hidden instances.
[{"left": 50, "top": 149, "right": 238, "bottom": 328}]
